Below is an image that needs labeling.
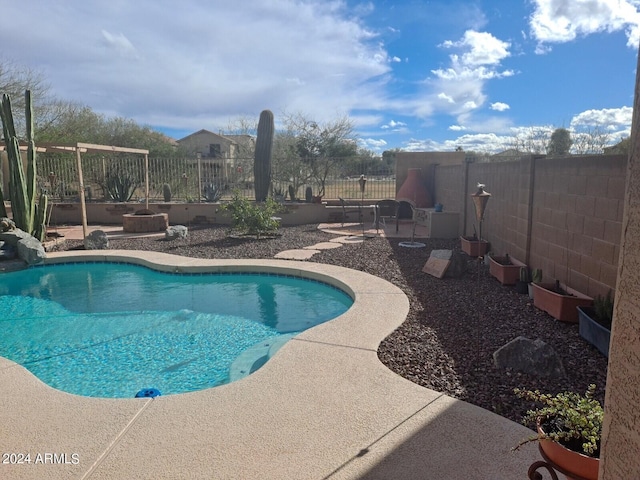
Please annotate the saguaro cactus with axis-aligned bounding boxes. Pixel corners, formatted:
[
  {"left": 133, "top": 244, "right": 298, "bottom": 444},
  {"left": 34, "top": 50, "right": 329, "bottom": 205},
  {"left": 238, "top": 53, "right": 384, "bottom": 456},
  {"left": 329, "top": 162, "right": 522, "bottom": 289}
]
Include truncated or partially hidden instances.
[
  {"left": 0, "top": 91, "right": 48, "bottom": 240},
  {"left": 253, "top": 109, "right": 274, "bottom": 202}
]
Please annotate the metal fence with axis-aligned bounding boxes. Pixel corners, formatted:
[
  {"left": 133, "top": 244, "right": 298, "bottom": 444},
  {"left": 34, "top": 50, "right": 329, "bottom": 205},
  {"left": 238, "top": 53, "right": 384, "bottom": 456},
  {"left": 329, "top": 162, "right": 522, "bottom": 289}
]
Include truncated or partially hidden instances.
[{"left": 36, "top": 154, "right": 397, "bottom": 202}]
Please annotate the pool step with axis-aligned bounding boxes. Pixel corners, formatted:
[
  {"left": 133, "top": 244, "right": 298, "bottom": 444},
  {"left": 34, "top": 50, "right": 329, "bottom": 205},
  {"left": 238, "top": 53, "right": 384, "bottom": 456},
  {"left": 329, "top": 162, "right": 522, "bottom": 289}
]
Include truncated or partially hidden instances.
[{"left": 229, "top": 333, "right": 297, "bottom": 382}]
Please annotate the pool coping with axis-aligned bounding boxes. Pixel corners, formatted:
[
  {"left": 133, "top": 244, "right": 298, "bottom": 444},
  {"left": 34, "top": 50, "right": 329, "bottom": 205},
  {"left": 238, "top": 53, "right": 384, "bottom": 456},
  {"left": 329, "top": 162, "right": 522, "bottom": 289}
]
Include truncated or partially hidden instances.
[{"left": 0, "top": 250, "right": 539, "bottom": 479}]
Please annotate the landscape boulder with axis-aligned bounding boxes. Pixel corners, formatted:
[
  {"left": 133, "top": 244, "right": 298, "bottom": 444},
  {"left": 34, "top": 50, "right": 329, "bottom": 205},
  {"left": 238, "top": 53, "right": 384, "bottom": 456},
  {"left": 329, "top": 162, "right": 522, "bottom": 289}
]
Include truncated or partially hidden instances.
[
  {"left": 492, "top": 336, "right": 566, "bottom": 378},
  {"left": 84, "top": 230, "right": 109, "bottom": 250},
  {"left": 0, "top": 228, "right": 31, "bottom": 246},
  {"left": 0, "top": 241, "right": 17, "bottom": 260},
  {"left": 17, "top": 236, "right": 46, "bottom": 265},
  {"left": 165, "top": 225, "right": 188, "bottom": 240}
]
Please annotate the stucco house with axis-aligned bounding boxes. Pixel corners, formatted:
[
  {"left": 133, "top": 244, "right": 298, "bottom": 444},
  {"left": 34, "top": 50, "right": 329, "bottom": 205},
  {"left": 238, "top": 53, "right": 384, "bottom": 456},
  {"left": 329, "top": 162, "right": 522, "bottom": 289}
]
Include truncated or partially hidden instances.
[{"left": 177, "top": 129, "right": 255, "bottom": 185}]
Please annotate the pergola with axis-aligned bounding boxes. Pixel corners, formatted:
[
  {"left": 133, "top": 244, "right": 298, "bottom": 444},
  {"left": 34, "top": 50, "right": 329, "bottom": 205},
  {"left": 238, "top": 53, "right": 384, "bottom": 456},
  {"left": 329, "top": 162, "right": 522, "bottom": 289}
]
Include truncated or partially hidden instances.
[{"left": 1, "top": 141, "right": 149, "bottom": 240}]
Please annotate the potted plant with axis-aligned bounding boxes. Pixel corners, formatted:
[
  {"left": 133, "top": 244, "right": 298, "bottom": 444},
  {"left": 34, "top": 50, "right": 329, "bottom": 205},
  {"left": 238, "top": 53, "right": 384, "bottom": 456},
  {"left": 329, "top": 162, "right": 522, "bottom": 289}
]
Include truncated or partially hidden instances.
[
  {"left": 577, "top": 290, "right": 613, "bottom": 357},
  {"left": 515, "top": 267, "right": 530, "bottom": 294},
  {"left": 531, "top": 279, "right": 593, "bottom": 323},
  {"left": 460, "top": 231, "right": 489, "bottom": 257},
  {"left": 528, "top": 268, "right": 542, "bottom": 299},
  {"left": 513, "top": 385, "right": 602, "bottom": 480},
  {"left": 488, "top": 253, "right": 527, "bottom": 286}
]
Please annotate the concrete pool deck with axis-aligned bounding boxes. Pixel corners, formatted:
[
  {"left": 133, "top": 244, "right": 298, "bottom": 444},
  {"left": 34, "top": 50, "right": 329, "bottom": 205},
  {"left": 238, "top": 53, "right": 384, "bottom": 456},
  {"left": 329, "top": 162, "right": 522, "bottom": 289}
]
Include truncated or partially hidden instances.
[{"left": 0, "top": 250, "right": 539, "bottom": 479}]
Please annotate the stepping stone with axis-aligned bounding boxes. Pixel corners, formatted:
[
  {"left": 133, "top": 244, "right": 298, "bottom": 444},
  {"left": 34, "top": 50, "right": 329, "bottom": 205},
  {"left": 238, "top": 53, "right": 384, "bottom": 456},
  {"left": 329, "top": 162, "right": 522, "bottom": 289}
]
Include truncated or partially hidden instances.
[
  {"left": 304, "top": 242, "right": 342, "bottom": 250},
  {"left": 330, "top": 235, "right": 365, "bottom": 244},
  {"left": 274, "top": 249, "right": 320, "bottom": 260}
]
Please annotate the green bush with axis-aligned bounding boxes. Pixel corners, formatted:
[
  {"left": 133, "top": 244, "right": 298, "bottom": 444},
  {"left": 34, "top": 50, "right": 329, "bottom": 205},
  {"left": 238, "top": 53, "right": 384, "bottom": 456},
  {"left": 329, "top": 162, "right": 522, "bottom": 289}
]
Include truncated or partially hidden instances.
[
  {"left": 220, "top": 193, "right": 282, "bottom": 237},
  {"left": 514, "top": 384, "right": 603, "bottom": 457}
]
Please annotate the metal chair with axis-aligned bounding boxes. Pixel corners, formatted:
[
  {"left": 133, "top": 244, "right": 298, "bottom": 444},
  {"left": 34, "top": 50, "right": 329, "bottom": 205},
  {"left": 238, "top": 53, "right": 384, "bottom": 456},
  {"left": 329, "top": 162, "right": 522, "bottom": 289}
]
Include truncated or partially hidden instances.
[
  {"left": 339, "top": 197, "right": 362, "bottom": 226},
  {"left": 375, "top": 199, "right": 399, "bottom": 233}
]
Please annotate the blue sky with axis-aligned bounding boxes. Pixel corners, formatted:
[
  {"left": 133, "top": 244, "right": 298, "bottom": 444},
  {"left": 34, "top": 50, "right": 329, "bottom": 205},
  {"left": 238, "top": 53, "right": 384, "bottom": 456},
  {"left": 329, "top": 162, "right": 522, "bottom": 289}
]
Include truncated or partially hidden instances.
[{"left": 2, "top": 0, "right": 638, "bottom": 153}]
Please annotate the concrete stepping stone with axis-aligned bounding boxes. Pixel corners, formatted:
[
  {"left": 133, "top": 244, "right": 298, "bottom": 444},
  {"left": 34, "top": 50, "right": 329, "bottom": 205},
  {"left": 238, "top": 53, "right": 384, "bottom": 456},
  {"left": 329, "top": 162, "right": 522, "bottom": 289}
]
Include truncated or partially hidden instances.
[
  {"left": 274, "top": 249, "right": 320, "bottom": 260},
  {"left": 304, "top": 242, "right": 342, "bottom": 250},
  {"left": 329, "top": 235, "right": 365, "bottom": 244}
]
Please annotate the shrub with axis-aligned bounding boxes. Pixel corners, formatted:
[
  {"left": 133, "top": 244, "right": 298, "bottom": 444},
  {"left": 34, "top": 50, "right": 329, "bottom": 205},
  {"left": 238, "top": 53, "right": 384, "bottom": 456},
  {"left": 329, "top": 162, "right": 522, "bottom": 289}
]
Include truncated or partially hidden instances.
[
  {"left": 514, "top": 384, "right": 603, "bottom": 457},
  {"left": 220, "top": 193, "right": 282, "bottom": 237}
]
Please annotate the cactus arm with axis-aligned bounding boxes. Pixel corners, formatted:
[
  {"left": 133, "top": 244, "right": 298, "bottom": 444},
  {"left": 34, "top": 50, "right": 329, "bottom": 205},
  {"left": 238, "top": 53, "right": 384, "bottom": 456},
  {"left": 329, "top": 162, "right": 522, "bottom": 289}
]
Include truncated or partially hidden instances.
[
  {"left": 25, "top": 90, "right": 37, "bottom": 229},
  {"left": 32, "top": 192, "right": 48, "bottom": 241}
]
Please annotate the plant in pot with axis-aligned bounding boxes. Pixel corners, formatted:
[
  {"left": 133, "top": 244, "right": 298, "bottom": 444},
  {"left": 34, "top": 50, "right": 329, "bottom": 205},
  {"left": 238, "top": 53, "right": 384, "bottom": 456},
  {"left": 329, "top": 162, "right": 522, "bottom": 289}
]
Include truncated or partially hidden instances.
[
  {"left": 531, "top": 279, "right": 593, "bottom": 323},
  {"left": 577, "top": 290, "right": 613, "bottom": 357},
  {"left": 514, "top": 384, "right": 603, "bottom": 480},
  {"left": 515, "top": 267, "right": 530, "bottom": 294},
  {"left": 460, "top": 226, "right": 489, "bottom": 257},
  {"left": 488, "top": 253, "right": 527, "bottom": 286},
  {"left": 528, "top": 269, "right": 542, "bottom": 299}
]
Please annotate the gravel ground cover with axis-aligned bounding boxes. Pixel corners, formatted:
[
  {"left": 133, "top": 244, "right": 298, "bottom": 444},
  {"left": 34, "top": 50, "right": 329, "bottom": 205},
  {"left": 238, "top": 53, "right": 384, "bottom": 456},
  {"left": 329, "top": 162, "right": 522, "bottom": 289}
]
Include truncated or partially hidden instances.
[{"left": 51, "top": 224, "right": 608, "bottom": 424}]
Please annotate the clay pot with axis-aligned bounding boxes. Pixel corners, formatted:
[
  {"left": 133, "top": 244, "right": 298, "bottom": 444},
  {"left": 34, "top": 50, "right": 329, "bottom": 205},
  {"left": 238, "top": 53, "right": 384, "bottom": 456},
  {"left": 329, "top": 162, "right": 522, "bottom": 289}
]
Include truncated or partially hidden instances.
[{"left": 537, "top": 423, "right": 599, "bottom": 480}]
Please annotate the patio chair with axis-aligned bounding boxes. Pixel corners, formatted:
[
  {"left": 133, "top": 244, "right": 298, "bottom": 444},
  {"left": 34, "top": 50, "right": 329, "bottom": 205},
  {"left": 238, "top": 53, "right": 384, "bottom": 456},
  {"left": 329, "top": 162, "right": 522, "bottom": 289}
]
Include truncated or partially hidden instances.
[
  {"left": 339, "top": 197, "right": 362, "bottom": 226},
  {"left": 375, "top": 199, "right": 399, "bottom": 233}
]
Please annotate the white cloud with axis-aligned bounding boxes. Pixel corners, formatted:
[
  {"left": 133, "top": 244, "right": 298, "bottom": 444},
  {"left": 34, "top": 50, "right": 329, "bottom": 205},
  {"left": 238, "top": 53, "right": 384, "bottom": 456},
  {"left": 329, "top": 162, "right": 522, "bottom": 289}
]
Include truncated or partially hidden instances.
[
  {"left": 491, "top": 102, "right": 510, "bottom": 111},
  {"left": 0, "top": 0, "right": 392, "bottom": 133},
  {"left": 101, "top": 30, "right": 137, "bottom": 57},
  {"left": 359, "top": 138, "right": 388, "bottom": 151},
  {"left": 449, "top": 125, "right": 467, "bottom": 131},
  {"left": 403, "top": 132, "right": 514, "bottom": 153},
  {"left": 570, "top": 106, "right": 633, "bottom": 129},
  {"left": 423, "top": 30, "right": 514, "bottom": 125},
  {"left": 529, "top": 0, "right": 640, "bottom": 49},
  {"left": 441, "top": 30, "right": 511, "bottom": 66},
  {"left": 379, "top": 119, "right": 408, "bottom": 133},
  {"left": 437, "top": 92, "right": 455, "bottom": 103}
]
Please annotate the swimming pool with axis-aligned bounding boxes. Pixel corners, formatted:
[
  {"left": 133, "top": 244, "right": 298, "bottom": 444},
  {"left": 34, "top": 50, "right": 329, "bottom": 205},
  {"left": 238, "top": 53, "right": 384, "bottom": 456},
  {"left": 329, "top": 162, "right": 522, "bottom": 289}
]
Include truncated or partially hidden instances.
[{"left": 0, "top": 262, "right": 353, "bottom": 398}]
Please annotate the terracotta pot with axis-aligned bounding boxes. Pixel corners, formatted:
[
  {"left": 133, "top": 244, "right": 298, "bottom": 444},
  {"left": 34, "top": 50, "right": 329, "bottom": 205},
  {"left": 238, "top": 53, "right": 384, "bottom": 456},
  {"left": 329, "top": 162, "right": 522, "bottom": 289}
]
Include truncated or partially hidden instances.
[
  {"left": 531, "top": 282, "right": 593, "bottom": 323},
  {"left": 460, "top": 236, "right": 488, "bottom": 257},
  {"left": 488, "top": 255, "right": 526, "bottom": 285},
  {"left": 537, "top": 423, "right": 599, "bottom": 480}
]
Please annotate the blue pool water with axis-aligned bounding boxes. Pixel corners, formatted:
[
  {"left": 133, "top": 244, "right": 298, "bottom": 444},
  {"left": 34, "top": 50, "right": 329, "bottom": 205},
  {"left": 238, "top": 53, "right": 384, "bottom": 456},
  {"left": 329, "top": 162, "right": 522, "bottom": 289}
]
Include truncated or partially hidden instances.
[{"left": 0, "top": 262, "right": 352, "bottom": 398}]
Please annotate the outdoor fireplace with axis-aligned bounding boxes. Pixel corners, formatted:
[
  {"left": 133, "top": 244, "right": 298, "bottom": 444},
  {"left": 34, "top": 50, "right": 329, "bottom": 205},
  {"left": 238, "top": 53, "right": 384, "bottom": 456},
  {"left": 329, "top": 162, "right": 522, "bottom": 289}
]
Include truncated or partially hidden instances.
[{"left": 396, "top": 168, "right": 433, "bottom": 218}]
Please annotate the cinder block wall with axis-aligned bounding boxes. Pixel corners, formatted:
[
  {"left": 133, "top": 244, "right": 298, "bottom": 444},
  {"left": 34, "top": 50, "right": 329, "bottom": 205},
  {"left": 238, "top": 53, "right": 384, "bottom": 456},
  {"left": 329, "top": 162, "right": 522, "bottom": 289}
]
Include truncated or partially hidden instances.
[
  {"left": 465, "top": 159, "right": 531, "bottom": 263},
  {"left": 432, "top": 154, "right": 626, "bottom": 296},
  {"left": 529, "top": 155, "right": 625, "bottom": 297}
]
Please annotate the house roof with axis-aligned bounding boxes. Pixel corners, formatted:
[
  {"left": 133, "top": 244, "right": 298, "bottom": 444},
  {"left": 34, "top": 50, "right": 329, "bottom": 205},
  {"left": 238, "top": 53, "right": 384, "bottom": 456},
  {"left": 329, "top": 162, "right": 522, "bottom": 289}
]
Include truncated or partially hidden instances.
[{"left": 177, "top": 129, "right": 236, "bottom": 145}]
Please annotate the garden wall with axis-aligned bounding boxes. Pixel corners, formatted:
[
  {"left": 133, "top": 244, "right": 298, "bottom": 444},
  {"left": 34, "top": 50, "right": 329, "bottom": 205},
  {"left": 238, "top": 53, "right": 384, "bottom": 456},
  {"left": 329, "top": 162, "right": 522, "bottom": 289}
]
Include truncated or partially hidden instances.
[{"left": 404, "top": 153, "right": 627, "bottom": 298}]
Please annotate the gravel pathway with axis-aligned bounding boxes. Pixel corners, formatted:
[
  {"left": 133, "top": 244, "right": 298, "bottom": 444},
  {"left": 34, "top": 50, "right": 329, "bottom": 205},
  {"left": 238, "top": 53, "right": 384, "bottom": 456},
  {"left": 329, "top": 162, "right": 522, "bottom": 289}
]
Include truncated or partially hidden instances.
[{"left": 50, "top": 224, "right": 608, "bottom": 424}]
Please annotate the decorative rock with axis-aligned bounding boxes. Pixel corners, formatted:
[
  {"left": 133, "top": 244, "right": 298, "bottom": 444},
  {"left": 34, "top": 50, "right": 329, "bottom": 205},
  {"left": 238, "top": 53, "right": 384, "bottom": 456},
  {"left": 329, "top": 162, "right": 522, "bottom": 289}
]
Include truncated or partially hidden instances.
[
  {"left": 493, "top": 336, "right": 565, "bottom": 378},
  {"left": 0, "top": 217, "right": 16, "bottom": 232},
  {"left": 445, "top": 250, "right": 467, "bottom": 278},
  {"left": 0, "top": 228, "right": 31, "bottom": 246},
  {"left": 165, "top": 225, "right": 188, "bottom": 240},
  {"left": 17, "top": 236, "right": 46, "bottom": 265},
  {"left": 84, "top": 230, "right": 109, "bottom": 250},
  {"left": 0, "top": 241, "right": 16, "bottom": 260}
]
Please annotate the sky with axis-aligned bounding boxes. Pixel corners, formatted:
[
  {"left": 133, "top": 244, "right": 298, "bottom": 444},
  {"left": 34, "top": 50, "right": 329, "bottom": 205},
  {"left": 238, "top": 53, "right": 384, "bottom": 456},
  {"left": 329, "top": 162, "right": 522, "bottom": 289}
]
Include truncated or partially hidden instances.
[{"left": 2, "top": 0, "right": 639, "bottom": 153}]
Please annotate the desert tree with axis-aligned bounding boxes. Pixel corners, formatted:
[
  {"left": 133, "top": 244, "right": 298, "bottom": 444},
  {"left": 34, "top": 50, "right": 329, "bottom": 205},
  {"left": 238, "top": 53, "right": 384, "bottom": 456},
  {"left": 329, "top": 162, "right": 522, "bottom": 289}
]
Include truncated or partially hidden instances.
[
  {"left": 281, "top": 111, "right": 357, "bottom": 197},
  {"left": 547, "top": 127, "right": 572, "bottom": 156},
  {"left": 510, "top": 126, "right": 553, "bottom": 154},
  {"left": 571, "top": 126, "right": 610, "bottom": 154}
]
